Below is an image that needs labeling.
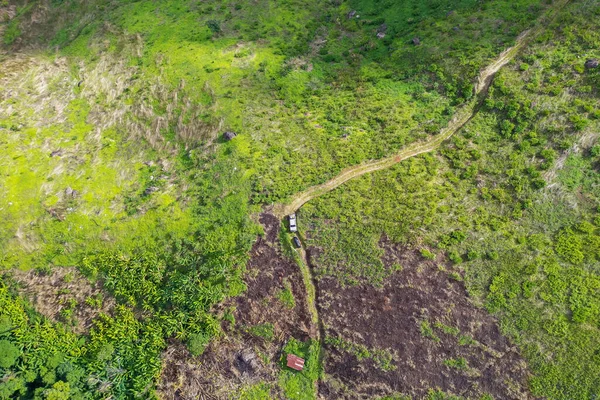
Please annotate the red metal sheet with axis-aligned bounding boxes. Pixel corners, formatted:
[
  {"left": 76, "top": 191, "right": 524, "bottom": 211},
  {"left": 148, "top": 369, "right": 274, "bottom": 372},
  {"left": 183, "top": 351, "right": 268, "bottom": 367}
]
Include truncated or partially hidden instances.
[{"left": 286, "top": 354, "right": 305, "bottom": 371}]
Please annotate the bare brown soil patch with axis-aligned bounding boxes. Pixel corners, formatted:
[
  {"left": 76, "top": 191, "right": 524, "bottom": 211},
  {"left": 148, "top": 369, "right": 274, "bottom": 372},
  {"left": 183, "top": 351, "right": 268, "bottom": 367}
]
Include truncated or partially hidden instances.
[
  {"left": 233, "top": 213, "right": 313, "bottom": 340},
  {"left": 314, "top": 238, "right": 533, "bottom": 399},
  {"left": 5, "top": 267, "right": 115, "bottom": 334},
  {"left": 0, "top": 4, "right": 16, "bottom": 22},
  {"left": 157, "top": 213, "right": 312, "bottom": 399}
]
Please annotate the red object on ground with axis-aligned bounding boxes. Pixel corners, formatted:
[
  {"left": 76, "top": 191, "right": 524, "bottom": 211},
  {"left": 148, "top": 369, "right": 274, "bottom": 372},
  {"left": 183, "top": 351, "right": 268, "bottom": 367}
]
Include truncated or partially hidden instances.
[{"left": 286, "top": 354, "right": 305, "bottom": 371}]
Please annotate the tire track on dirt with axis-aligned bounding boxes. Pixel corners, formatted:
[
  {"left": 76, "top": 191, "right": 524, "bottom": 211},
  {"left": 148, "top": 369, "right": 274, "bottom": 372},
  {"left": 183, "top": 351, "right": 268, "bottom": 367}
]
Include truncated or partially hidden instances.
[{"left": 272, "top": 0, "right": 570, "bottom": 220}]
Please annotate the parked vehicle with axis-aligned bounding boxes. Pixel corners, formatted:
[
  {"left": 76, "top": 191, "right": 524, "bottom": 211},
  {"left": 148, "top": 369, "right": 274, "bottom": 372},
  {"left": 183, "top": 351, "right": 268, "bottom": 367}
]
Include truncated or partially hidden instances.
[
  {"left": 289, "top": 213, "right": 297, "bottom": 232},
  {"left": 292, "top": 237, "right": 301, "bottom": 248}
]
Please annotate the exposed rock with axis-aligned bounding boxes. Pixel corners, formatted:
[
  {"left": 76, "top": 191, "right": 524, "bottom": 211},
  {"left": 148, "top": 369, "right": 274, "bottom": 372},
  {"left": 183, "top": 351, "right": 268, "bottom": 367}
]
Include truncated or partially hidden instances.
[
  {"left": 412, "top": 37, "right": 421, "bottom": 46},
  {"left": 50, "top": 149, "right": 63, "bottom": 157},
  {"left": 47, "top": 208, "right": 64, "bottom": 221},
  {"left": 223, "top": 131, "right": 237, "bottom": 141},
  {"left": 585, "top": 59, "right": 599, "bottom": 69},
  {"left": 347, "top": 10, "right": 357, "bottom": 19},
  {"left": 376, "top": 24, "right": 387, "bottom": 39}
]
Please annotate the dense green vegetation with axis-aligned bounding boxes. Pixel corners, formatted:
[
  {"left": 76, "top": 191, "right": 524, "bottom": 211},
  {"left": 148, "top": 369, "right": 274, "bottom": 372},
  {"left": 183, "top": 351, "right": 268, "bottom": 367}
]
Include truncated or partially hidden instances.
[
  {"left": 1, "top": 0, "right": 598, "bottom": 398},
  {"left": 302, "top": 1, "right": 600, "bottom": 397},
  {"left": 279, "top": 338, "right": 321, "bottom": 400},
  {"left": 0, "top": 277, "right": 160, "bottom": 398},
  {"left": 3, "top": 0, "right": 553, "bottom": 202}
]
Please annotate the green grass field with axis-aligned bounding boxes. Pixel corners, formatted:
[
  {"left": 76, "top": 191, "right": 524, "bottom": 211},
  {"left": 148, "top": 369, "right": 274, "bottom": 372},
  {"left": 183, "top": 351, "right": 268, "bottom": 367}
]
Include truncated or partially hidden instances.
[{"left": 0, "top": 0, "right": 599, "bottom": 398}]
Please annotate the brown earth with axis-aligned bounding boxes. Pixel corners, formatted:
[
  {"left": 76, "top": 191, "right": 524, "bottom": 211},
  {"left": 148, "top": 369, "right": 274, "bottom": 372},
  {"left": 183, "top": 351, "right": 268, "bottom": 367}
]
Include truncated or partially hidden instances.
[
  {"left": 5, "top": 267, "right": 115, "bottom": 334},
  {"left": 0, "top": 4, "right": 16, "bottom": 21},
  {"left": 313, "top": 238, "right": 533, "bottom": 399},
  {"left": 234, "top": 213, "right": 313, "bottom": 341},
  {"left": 157, "top": 213, "right": 313, "bottom": 400}
]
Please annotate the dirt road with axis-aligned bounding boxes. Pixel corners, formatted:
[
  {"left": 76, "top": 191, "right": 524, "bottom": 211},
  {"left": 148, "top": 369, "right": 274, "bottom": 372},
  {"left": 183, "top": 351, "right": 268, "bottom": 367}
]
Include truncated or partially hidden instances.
[
  {"left": 272, "top": 0, "right": 570, "bottom": 219},
  {"left": 273, "top": 1, "right": 570, "bottom": 397}
]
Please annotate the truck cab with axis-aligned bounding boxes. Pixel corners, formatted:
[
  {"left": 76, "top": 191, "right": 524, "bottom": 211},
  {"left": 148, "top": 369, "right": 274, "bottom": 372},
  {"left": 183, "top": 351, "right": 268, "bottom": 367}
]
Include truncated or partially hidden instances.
[{"left": 289, "top": 213, "right": 297, "bottom": 232}]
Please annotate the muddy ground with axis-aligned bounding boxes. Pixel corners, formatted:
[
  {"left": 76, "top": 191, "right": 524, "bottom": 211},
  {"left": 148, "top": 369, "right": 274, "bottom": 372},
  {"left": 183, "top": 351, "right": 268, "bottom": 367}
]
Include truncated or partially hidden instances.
[
  {"left": 313, "top": 237, "right": 533, "bottom": 399},
  {"left": 158, "top": 213, "right": 313, "bottom": 400}
]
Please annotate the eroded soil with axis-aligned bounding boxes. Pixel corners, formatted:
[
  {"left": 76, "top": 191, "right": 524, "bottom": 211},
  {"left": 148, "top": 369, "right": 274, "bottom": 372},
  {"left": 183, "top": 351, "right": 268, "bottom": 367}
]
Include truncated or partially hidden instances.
[
  {"left": 314, "top": 238, "right": 533, "bottom": 399},
  {"left": 157, "top": 213, "right": 312, "bottom": 399}
]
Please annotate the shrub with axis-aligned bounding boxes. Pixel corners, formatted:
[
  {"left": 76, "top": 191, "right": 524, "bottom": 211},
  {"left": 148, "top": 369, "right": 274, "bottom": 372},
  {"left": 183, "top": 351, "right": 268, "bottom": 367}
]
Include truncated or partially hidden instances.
[
  {"left": 500, "top": 120, "right": 516, "bottom": 138},
  {"left": 322, "top": 54, "right": 341, "bottom": 63},
  {"left": 0, "top": 340, "right": 21, "bottom": 368},
  {"left": 466, "top": 250, "right": 479, "bottom": 261},
  {"left": 531, "top": 178, "right": 546, "bottom": 189},
  {"left": 187, "top": 333, "right": 210, "bottom": 356},
  {"left": 420, "top": 248, "right": 436, "bottom": 260},
  {"left": 277, "top": 284, "right": 296, "bottom": 309},
  {"left": 245, "top": 324, "right": 275, "bottom": 341},
  {"left": 576, "top": 221, "right": 595, "bottom": 235},
  {"left": 570, "top": 115, "right": 588, "bottom": 131},
  {"left": 3, "top": 20, "right": 20, "bottom": 45},
  {"left": 443, "top": 357, "right": 467, "bottom": 369},
  {"left": 555, "top": 228, "right": 584, "bottom": 264},
  {"left": 206, "top": 20, "right": 221, "bottom": 35},
  {"left": 448, "top": 250, "right": 463, "bottom": 264},
  {"left": 419, "top": 321, "right": 440, "bottom": 342}
]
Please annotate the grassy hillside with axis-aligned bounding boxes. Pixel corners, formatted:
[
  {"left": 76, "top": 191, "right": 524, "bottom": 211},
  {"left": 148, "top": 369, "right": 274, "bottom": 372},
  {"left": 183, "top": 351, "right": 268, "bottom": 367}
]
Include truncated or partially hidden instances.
[
  {"left": 4, "top": 0, "right": 551, "bottom": 201},
  {"left": 302, "top": 0, "right": 600, "bottom": 397},
  {"left": 0, "top": 0, "right": 598, "bottom": 398}
]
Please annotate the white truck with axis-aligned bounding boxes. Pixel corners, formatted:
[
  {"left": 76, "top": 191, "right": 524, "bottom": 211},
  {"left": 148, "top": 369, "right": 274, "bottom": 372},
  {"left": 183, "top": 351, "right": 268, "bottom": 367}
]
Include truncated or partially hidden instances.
[{"left": 289, "top": 213, "right": 297, "bottom": 232}]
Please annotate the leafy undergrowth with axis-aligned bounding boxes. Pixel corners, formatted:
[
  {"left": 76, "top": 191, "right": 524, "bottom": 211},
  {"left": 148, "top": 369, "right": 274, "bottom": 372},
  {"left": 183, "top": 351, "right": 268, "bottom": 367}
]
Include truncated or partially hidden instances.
[
  {"left": 0, "top": 0, "right": 596, "bottom": 398},
  {"left": 0, "top": 52, "right": 259, "bottom": 396},
  {"left": 3, "top": 0, "right": 552, "bottom": 203},
  {"left": 303, "top": 1, "right": 600, "bottom": 398},
  {"left": 0, "top": 279, "right": 165, "bottom": 399}
]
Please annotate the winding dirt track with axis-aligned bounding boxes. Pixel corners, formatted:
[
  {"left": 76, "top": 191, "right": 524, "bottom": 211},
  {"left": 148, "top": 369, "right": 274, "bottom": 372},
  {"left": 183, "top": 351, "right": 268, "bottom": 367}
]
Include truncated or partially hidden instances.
[
  {"left": 270, "top": 2, "right": 570, "bottom": 397},
  {"left": 272, "top": 0, "right": 570, "bottom": 219}
]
